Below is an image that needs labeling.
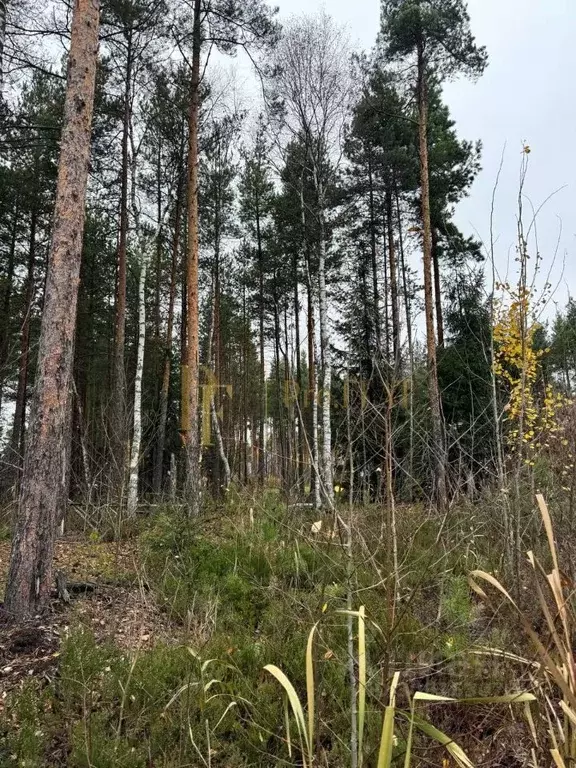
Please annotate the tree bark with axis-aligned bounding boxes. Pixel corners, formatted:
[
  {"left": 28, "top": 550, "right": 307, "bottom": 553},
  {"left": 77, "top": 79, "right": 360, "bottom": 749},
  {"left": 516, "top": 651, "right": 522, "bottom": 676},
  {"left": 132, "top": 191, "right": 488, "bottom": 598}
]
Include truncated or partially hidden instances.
[
  {"left": 256, "top": 196, "right": 266, "bottom": 484},
  {"left": 208, "top": 179, "right": 230, "bottom": 495},
  {"left": 153, "top": 180, "right": 182, "bottom": 494},
  {"left": 110, "top": 29, "right": 132, "bottom": 497},
  {"left": 6, "top": 204, "right": 37, "bottom": 490},
  {"left": 293, "top": 248, "right": 304, "bottom": 490},
  {"left": 0, "top": 0, "right": 7, "bottom": 100},
  {"left": 386, "top": 189, "right": 400, "bottom": 372},
  {"left": 316, "top": 181, "right": 333, "bottom": 507},
  {"left": 396, "top": 186, "right": 415, "bottom": 488},
  {"left": 0, "top": 203, "right": 18, "bottom": 416},
  {"left": 431, "top": 227, "right": 444, "bottom": 349},
  {"left": 208, "top": 282, "right": 231, "bottom": 492},
  {"left": 368, "top": 154, "right": 382, "bottom": 354},
  {"left": 126, "top": 246, "right": 148, "bottom": 517},
  {"left": 182, "top": 0, "right": 201, "bottom": 515},
  {"left": 306, "top": 262, "right": 320, "bottom": 511},
  {"left": 4, "top": 0, "right": 100, "bottom": 619},
  {"left": 283, "top": 304, "right": 293, "bottom": 493},
  {"left": 417, "top": 40, "right": 447, "bottom": 510},
  {"left": 273, "top": 292, "right": 286, "bottom": 484}
]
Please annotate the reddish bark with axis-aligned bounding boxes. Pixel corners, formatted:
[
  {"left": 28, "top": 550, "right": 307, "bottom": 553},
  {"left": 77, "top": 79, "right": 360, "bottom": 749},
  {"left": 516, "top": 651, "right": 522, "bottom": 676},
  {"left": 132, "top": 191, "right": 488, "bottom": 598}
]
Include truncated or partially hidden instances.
[
  {"left": 153, "top": 179, "right": 182, "bottom": 494},
  {"left": 417, "top": 40, "right": 447, "bottom": 510},
  {"left": 182, "top": 0, "right": 201, "bottom": 514},
  {"left": 4, "top": 0, "right": 100, "bottom": 619}
]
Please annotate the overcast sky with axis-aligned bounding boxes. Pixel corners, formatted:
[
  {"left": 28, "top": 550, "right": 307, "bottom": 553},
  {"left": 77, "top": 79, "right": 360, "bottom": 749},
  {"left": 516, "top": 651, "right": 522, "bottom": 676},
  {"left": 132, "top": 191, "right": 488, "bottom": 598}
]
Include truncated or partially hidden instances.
[{"left": 274, "top": 0, "right": 576, "bottom": 319}]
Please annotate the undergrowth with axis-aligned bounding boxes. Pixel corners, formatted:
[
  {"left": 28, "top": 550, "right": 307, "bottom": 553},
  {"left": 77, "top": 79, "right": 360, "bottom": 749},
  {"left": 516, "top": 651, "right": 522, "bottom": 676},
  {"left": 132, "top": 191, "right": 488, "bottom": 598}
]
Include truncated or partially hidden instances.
[{"left": 0, "top": 488, "right": 555, "bottom": 766}]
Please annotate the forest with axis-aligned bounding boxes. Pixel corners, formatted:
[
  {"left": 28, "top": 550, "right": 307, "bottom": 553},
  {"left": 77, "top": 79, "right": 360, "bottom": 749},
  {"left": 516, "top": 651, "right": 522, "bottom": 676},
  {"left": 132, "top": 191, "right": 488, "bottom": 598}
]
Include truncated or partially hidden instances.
[{"left": 1, "top": 0, "right": 576, "bottom": 765}]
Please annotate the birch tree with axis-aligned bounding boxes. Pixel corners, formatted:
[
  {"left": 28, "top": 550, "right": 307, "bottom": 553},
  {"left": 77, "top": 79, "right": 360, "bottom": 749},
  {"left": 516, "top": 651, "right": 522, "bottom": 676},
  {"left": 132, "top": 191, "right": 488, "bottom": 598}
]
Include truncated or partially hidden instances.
[
  {"left": 0, "top": 0, "right": 7, "bottom": 99},
  {"left": 104, "top": 0, "right": 167, "bottom": 498},
  {"left": 126, "top": 96, "right": 178, "bottom": 516},
  {"left": 270, "top": 11, "right": 350, "bottom": 507}
]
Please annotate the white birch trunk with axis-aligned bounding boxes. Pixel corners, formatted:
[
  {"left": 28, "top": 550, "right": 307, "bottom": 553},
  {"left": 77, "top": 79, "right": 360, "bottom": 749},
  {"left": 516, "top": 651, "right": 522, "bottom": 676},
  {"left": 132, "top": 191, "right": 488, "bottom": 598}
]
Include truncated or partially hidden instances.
[
  {"left": 126, "top": 111, "right": 173, "bottom": 516},
  {"left": 306, "top": 263, "right": 321, "bottom": 512},
  {"left": 127, "top": 250, "right": 148, "bottom": 517},
  {"left": 211, "top": 397, "right": 231, "bottom": 489},
  {"left": 312, "top": 311, "right": 323, "bottom": 510},
  {"left": 169, "top": 453, "right": 177, "bottom": 500},
  {"left": 316, "top": 189, "right": 333, "bottom": 506},
  {"left": 0, "top": 0, "right": 7, "bottom": 100}
]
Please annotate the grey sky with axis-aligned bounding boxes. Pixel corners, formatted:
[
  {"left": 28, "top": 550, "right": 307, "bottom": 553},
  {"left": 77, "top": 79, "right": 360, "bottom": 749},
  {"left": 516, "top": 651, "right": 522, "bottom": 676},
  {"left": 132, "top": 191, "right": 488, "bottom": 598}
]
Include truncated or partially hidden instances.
[{"left": 277, "top": 0, "right": 576, "bottom": 319}]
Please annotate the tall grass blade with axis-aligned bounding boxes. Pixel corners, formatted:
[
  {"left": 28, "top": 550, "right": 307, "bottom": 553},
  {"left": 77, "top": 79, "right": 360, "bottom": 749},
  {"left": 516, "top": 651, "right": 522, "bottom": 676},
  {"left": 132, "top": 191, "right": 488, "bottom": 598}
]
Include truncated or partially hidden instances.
[
  {"left": 358, "top": 605, "right": 366, "bottom": 768},
  {"left": 377, "top": 671, "right": 400, "bottom": 768},
  {"left": 537, "top": 494, "right": 558, "bottom": 572},
  {"left": 470, "top": 570, "right": 576, "bottom": 710},
  {"left": 413, "top": 691, "right": 535, "bottom": 705},
  {"left": 524, "top": 700, "right": 538, "bottom": 747},
  {"left": 211, "top": 701, "right": 237, "bottom": 732},
  {"left": 551, "top": 749, "right": 567, "bottom": 767},
  {"left": 403, "top": 701, "right": 416, "bottom": 768},
  {"left": 306, "top": 622, "right": 319, "bottom": 758},
  {"left": 264, "top": 663, "right": 310, "bottom": 766},
  {"left": 406, "top": 714, "right": 474, "bottom": 768},
  {"left": 284, "top": 694, "right": 293, "bottom": 758}
]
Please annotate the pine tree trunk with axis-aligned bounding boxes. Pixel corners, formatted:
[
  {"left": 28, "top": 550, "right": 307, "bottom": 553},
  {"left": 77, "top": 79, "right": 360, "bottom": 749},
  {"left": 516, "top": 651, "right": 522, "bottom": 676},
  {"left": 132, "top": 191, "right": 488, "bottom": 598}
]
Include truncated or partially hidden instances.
[
  {"left": 4, "top": 0, "right": 100, "bottom": 620},
  {"left": 273, "top": 294, "right": 286, "bottom": 485},
  {"left": 417, "top": 41, "right": 447, "bottom": 510},
  {"left": 241, "top": 279, "right": 250, "bottom": 482},
  {"left": 153, "top": 182, "right": 181, "bottom": 495},
  {"left": 368, "top": 155, "right": 382, "bottom": 353},
  {"left": 283, "top": 305, "right": 293, "bottom": 494},
  {"left": 111, "top": 32, "right": 132, "bottom": 498},
  {"left": 154, "top": 146, "right": 163, "bottom": 343},
  {"left": 213, "top": 224, "right": 222, "bottom": 494},
  {"left": 151, "top": 146, "right": 163, "bottom": 463},
  {"left": 431, "top": 228, "right": 444, "bottom": 349},
  {"left": 182, "top": 0, "right": 201, "bottom": 515}
]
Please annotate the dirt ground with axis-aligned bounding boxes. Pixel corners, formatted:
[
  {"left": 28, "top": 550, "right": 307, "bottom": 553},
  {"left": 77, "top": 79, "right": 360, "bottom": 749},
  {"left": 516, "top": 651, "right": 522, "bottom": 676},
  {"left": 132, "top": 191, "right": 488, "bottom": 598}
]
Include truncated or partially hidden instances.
[{"left": 0, "top": 536, "right": 182, "bottom": 709}]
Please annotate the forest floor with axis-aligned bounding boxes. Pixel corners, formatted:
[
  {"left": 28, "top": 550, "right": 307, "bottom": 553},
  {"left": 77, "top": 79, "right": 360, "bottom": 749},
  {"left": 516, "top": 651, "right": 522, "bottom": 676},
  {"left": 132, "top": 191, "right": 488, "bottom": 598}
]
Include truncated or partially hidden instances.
[
  {"left": 0, "top": 536, "right": 183, "bottom": 706},
  {"left": 0, "top": 491, "right": 558, "bottom": 766}
]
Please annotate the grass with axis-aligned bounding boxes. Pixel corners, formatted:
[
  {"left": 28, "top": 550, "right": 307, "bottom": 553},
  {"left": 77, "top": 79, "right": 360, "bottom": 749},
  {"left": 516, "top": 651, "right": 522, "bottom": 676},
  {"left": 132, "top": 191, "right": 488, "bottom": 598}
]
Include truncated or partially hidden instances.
[{"left": 0, "top": 487, "right": 563, "bottom": 766}]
